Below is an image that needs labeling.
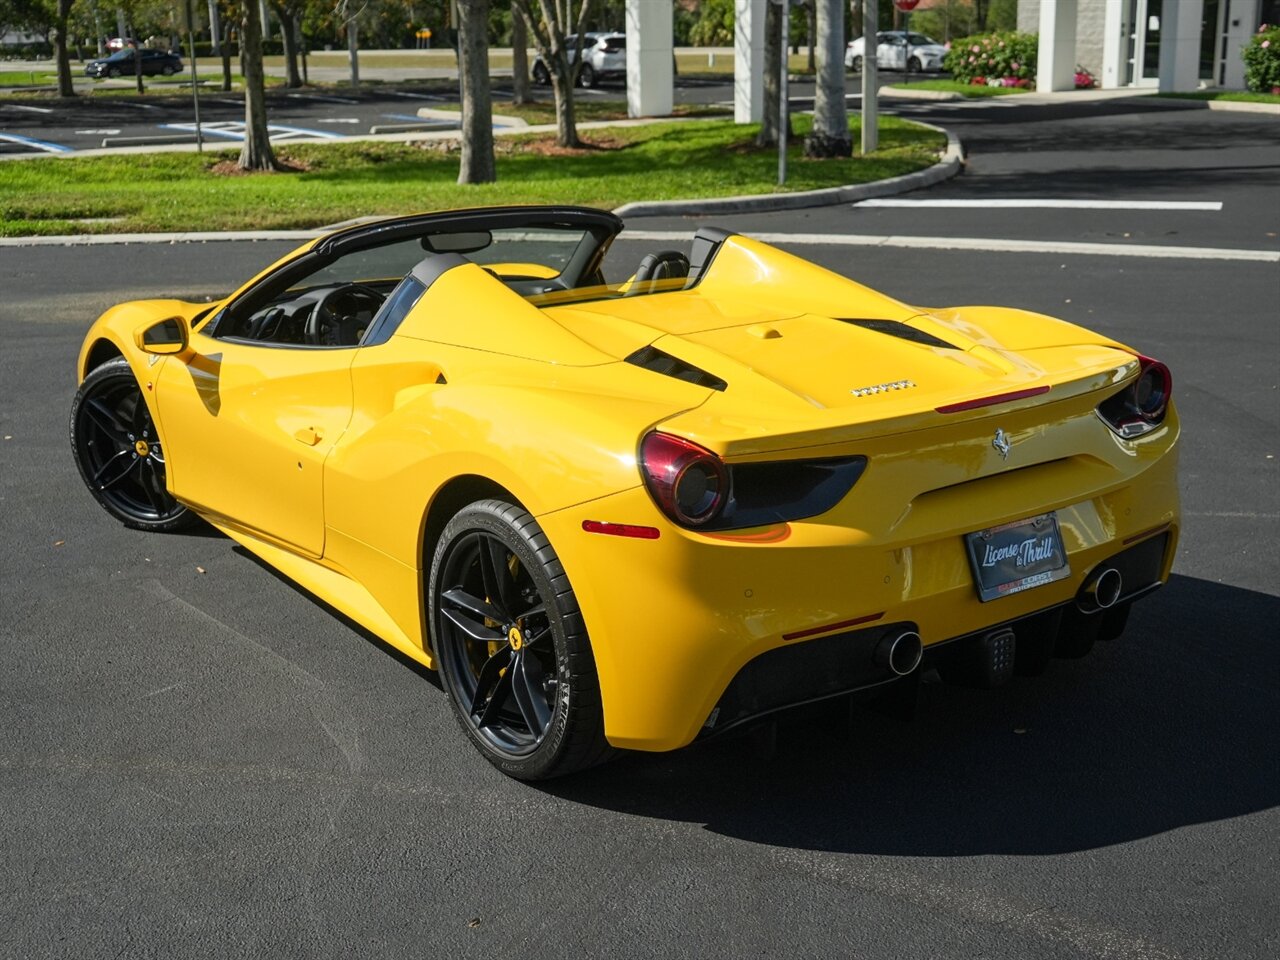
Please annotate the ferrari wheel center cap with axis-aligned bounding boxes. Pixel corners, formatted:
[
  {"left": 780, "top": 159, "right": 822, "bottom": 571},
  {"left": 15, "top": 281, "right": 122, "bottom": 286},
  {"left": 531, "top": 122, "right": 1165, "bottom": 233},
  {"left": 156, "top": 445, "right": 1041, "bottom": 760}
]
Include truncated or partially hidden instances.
[
  {"left": 134, "top": 439, "right": 150, "bottom": 458},
  {"left": 507, "top": 627, "right": 524, "bottom": 651}
]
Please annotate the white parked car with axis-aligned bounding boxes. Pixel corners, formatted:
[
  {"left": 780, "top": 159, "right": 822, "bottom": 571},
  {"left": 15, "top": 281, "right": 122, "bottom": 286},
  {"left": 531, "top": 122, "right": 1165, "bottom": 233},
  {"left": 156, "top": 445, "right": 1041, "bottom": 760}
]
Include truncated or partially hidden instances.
[
  {"left": 846, "top": 31, "right": 947, "bottom": 73},
  {"left": 532, "top": 32, "right": 626, "bottom": 88}
]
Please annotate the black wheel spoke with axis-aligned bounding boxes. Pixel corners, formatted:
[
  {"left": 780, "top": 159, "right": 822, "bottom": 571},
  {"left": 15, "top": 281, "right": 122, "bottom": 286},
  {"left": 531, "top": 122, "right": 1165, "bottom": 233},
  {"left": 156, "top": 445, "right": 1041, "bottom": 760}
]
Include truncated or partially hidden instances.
[
  {"left": 469, "top": 647, "right": 512, "bottom": 718},
  {"left": 85, "top": 397, "right": 130, "bottom": 442},
  {"left": 440, "top": 588, "right": 505, "bottom": 640},
  {"left": 510, "top": 651, "right": 552, "bottom": 738},
  {"left": 478, "top": 535, "right": 516, "bottom": 616},
  {"left": 139, "top": 461, "right": 167, "bottom": 512},
  {"left": 477, "top": 670, "right": 514, "bottom": 729},
  {"left": 92, "top": 449, "right": 135, "bottom": 489}
]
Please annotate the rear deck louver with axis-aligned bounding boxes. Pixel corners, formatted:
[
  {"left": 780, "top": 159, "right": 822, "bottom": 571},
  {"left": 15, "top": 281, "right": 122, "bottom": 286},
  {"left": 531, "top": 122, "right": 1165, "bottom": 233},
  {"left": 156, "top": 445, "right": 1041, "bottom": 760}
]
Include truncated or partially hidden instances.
[
  {"left": 839, "top": 318, "right": 958, "bottom": 349},
  {"left": 625, "top": 346, "right": 727, "bottom": 392}
]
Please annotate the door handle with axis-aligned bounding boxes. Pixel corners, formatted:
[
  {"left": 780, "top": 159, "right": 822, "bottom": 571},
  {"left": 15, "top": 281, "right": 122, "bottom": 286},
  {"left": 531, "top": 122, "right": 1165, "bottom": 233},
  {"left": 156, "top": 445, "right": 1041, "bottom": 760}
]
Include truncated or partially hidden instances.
[{"left": 294, "top": 427, "right": 322, "bottom": 446}]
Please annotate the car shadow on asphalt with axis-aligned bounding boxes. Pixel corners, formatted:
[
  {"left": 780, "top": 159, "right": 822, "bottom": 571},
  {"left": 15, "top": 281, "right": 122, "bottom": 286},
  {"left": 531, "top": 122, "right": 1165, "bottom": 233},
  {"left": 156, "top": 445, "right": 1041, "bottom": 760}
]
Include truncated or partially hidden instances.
[{"left": 541, "top": 573, "right": 1280, "bottom": 857}]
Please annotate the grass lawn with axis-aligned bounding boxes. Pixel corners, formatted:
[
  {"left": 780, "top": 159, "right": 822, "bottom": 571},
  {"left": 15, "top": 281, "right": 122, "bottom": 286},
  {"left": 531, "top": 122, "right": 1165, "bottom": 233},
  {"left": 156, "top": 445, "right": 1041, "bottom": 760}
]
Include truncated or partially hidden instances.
[
  {"left": 0, "top": 69, "right": 58, "bottom": 87},
  {"left": 1158, "top": 90, "right": 1280, "bottom": 104},
  {"left": 890, "top": 78, "right": 1032, "bottom": 98},
  {"left": 0, "top": 115, "right": 944, "bottom": 236}
]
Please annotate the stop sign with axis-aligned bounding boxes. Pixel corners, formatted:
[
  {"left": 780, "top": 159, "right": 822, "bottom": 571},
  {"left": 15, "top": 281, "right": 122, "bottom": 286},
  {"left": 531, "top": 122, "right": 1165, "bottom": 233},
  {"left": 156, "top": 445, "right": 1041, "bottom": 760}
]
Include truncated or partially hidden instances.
[{"left": 893, "top": 0, "right": 921, "bottom": 10}]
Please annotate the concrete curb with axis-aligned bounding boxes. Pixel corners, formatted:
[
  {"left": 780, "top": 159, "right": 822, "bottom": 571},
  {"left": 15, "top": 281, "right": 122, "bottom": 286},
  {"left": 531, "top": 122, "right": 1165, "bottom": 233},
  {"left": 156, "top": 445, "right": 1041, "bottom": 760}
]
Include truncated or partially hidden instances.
[
  {"left": 612, "top": 122, "right": 962, "bottom": 218},
  {"left": 1205, "top": 99, "right": 1280, "bottom": 114},
  {"left": 878, "top": 86, "right": 962, "bottom": 101}
]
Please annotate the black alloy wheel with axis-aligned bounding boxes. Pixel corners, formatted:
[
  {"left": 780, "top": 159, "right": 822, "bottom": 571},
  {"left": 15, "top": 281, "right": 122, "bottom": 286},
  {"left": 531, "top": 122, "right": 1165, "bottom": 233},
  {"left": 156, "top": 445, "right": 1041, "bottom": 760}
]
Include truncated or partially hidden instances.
[
  {"left": 70, "top": 358, "right": 194, "bottom": 532},
  {"left": 430, "top": 500, "right": 611, "bottom": 780},
  {"left": 851, "top": 55, "right": 863, "bottom": 73},
  {"left": 532, "top": 62, "right": 550, "bottom": 86},
  {"left": 907, "top": 56, "right": 922, "bottom": 73},
  {"left": 578, "top": 63, "right": 596, "bottom": 88}
]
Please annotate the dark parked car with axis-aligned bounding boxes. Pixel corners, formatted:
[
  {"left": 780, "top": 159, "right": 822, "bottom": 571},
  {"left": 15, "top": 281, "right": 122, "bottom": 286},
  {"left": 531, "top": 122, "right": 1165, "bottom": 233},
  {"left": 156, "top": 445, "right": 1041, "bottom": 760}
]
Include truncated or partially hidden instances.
[{"left": 85, "top": 48, "right": 183, "bottom": 79}]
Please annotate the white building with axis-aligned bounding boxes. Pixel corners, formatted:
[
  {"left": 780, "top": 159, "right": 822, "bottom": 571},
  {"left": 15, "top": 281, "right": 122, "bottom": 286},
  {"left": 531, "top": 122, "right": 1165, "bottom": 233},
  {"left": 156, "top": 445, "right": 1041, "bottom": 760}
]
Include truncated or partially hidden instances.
[{"left": 1021, "top": 0, "right": 1279, "bottom": 92}]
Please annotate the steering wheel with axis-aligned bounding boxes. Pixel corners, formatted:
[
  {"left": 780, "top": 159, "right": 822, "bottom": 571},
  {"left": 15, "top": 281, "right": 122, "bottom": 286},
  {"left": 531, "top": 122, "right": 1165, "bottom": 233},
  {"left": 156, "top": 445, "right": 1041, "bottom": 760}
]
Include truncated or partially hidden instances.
[{"left": 304, "top": 283, "right": 385, "bottom": 346}]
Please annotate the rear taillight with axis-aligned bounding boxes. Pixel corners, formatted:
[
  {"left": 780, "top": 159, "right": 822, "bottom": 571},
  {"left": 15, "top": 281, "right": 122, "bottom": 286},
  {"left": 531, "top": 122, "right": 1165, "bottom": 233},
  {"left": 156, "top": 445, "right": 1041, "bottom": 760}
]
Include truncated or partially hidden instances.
[
  {"left": 1097, "top": 355, "right": 1173, "bottom": 439},
  {"left": 639, "top": 433, "right": 728, "bottom": 527},
  {"left": 640, "top": 431, "right": 867, "bottom": 531}
]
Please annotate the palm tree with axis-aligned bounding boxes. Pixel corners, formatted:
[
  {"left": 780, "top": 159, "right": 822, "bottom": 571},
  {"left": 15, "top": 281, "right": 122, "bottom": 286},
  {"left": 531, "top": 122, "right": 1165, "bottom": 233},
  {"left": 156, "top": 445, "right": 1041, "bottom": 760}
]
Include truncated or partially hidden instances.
[
  {"left": 806, "top": 0, "right": 850, "bottom": 157},
  {"left": 457, "top": 0, "right": 496, "bottom": 183},
  {"left": 238, "top": 0, "right": 277, "bottom": 170}
]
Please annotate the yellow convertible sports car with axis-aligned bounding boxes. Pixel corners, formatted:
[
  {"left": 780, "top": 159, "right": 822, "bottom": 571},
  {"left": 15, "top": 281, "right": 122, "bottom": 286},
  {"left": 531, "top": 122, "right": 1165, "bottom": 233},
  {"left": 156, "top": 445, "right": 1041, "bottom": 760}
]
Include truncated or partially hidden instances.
[{"left": 70, "top": 206, "right": 1180, "bottom": 780}]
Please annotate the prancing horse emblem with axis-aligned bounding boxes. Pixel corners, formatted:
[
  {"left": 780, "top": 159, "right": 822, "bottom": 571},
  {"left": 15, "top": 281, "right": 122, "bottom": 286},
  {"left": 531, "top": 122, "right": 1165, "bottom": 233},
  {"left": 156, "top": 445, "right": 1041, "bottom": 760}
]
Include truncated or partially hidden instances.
[{"left": 992, "top": 428, "right": 1012, "bottom": 461}]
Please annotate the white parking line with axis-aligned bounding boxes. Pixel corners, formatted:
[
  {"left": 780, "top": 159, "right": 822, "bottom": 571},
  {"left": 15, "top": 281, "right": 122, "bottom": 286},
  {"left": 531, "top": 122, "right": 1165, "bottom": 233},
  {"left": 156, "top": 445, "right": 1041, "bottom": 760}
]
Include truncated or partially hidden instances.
[
  {"left": 856, "top": 199, "right": 1224, "bottom": 211},
  {"left": 75, "top": 128, "right": 122, "bottom": 135},
  {"left": 2, "top": 103, "right": 54, "bottom": 114},
  {"left": 113, "top": 101, "right": 162, "bottom": 111},
  {"left": 386, "top": 91, "right": 445, "bottom": 101},
  {"left": 287, "top": 93, "right": 359, "bottom": 105},
  {"left": 620, "top": 230, "right": 1279, "bottom": 263},
  {"left": 314, "top": 118, "right": 361, "bottom": 124}
]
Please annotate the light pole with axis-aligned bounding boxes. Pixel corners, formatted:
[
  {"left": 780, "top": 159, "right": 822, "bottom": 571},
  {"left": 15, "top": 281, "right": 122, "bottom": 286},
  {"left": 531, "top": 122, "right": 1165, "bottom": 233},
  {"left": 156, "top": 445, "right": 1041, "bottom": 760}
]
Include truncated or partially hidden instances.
[{"left": 778, "top": 0, "right": 789, "bottom": 187}]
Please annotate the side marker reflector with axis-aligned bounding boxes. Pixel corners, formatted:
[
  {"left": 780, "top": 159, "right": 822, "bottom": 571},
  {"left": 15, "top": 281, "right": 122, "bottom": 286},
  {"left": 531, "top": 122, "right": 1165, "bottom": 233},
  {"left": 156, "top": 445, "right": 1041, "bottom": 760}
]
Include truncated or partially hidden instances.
[
  {"left": 936, "top": 385, "right": 1051, "bottom": 414},
  {"left": 582, "top": 520, "right": 661, "bottom": 540},
  {"left": 783, "top": 612, "right": 884, "bottom": 642}
]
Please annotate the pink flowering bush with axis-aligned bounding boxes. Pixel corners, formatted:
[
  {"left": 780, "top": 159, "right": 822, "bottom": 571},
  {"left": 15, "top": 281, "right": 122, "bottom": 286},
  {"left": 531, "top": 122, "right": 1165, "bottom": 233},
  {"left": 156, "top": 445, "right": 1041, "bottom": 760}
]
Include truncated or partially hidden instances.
[
  {"left": 944, "top": 31, "right": 1037, "bottom": 85},
  {"left": 1075, "top": 66, "right": 1096, "bottom": 89},
  {"left": 1242, "top": 25, "right": 1280, "bottom": 93}
]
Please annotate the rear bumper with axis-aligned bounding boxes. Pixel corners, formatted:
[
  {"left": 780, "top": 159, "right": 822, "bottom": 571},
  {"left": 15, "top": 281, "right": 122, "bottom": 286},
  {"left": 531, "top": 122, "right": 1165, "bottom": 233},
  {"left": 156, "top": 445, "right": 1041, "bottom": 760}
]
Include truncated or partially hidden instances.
[{"left": 538, "top": 414, "right": 1180, "bottom": 752}]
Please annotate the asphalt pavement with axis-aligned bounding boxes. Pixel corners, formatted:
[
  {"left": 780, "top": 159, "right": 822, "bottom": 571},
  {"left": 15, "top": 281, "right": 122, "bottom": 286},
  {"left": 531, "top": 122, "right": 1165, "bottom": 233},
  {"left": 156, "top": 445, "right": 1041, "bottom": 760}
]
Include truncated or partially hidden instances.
[{"left": 1, "top": 96, "right": 1277, "bottom": 960}]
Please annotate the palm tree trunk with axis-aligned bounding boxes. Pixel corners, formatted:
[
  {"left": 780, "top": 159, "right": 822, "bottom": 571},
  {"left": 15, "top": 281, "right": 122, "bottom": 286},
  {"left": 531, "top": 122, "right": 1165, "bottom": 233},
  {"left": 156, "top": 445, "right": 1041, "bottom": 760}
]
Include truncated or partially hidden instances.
[
  {"left": 347, "top": 18, "right": 360, "bottom": 87},
  {"left": 457, "top": 0, "right": 496, "bottom": 183},
  {"left": 805, "top": 0, "right": 851, "bottom": 157},
  {"left": 274, "top": 6, "right": 301, "bottom": 88},
  {"left": 239, "top": 0, "right": 277, "bottom": 171},
  {"left": 53, "top": 0, "right": 74, "bottom": 97},
  {"left": 511, "top": 10, "right": 530, "bottom": 106}
]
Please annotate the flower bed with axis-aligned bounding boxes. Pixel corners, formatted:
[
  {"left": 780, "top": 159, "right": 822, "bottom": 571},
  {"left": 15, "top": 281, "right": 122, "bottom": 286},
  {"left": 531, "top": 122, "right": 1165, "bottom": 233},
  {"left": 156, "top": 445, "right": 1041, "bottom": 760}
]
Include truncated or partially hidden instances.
[
  {"left": 943, "top": 31, "right": 1037, "bottom": 87},
  {"left": 1243, "top": 24, "right": 1280, "bottom": 94}
]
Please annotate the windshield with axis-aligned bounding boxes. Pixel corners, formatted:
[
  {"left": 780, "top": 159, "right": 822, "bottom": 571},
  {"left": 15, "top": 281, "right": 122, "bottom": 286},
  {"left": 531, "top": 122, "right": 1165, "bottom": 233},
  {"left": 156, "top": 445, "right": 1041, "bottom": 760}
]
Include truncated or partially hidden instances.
[{"left": 907, "top": 33, "right": 937, "bottom": 46}]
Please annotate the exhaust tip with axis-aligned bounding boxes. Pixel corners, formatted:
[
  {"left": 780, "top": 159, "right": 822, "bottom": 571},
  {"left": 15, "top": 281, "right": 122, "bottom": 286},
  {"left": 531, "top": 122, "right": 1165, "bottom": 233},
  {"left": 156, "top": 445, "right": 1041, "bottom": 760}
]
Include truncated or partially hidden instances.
[
  {"left": 1082, "top": 567, "right": 1123, "bottom": 611},
  {"left": 875, "top": 630, "right": 923, "bottom": 676}
]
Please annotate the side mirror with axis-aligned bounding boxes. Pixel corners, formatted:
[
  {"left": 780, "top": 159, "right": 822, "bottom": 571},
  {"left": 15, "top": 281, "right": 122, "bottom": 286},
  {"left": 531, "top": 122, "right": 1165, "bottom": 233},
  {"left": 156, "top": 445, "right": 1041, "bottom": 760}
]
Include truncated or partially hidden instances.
[{"left": 135, "top": 316, "right": 188, "bottom": 355}]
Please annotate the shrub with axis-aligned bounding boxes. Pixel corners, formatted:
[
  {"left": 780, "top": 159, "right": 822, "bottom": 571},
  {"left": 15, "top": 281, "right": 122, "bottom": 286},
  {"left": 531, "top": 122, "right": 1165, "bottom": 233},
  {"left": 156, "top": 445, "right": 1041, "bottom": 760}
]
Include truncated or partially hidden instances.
[
  {"left": 1242, "top": 24, "right": 1280, "bottom": 93},
  {"left": 1075, "top": 66, "right": 1096, "bottom": 89},
  {"left": 943, "top": 31, "right": 1037, "bottom": 86}
]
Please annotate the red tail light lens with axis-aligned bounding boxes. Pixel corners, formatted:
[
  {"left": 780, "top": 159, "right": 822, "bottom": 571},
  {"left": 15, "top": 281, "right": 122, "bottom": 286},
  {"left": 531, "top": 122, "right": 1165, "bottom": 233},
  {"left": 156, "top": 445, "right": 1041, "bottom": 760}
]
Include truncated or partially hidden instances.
[
  {"left": 640, "top": 432, "right": 728, "bottom": 527},
  {"left": 1098, "top": 355, "right": 1173, "bottom": 439}
]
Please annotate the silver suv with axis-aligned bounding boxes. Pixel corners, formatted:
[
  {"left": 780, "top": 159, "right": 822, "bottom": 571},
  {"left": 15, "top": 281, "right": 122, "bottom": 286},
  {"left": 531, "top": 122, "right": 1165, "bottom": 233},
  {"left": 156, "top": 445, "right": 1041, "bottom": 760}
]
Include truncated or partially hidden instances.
[{"left": 532, "top": 32, "right": 626, "bottom": 88}]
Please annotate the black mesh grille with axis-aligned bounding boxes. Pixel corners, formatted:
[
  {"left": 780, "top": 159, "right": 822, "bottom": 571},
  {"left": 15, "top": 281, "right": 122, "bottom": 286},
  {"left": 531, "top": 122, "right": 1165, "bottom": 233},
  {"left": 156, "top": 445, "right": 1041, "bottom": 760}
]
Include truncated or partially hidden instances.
[
  {"left": 625, "top": 345, "right": 727, "bottom": 391},
  {"left": 840, "top": 318, "right": 958, "bottom": 349}
]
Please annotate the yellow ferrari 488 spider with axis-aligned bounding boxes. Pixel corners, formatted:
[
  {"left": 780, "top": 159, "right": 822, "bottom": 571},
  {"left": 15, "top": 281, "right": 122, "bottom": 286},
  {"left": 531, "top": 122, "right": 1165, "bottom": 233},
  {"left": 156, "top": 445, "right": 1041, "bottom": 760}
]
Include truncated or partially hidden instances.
[{"left": 70, "top": 206, "right": 1179, "bottom": 780}]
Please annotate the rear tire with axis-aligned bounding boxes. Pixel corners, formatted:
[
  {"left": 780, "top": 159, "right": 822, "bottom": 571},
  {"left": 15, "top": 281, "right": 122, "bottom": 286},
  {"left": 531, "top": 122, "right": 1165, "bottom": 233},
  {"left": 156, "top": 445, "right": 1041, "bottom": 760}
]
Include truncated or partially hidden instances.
[
  {"left": 532, "top": 62, "right": 550, "bottom": 86},
  {"left": 70, "top": 358, "right": 195, "bottom": 533},
  {"left": 578, "top": 63, "right": 596, "bottom": 88},
  {"left": 907, "top": 56, "right": 922, "bottom": 73},
  {"left": 429, "top": 499, "right": 612, "bottom": 781},
  {"left": 851, "top": 55, "right": 863, "bottom": 73}
]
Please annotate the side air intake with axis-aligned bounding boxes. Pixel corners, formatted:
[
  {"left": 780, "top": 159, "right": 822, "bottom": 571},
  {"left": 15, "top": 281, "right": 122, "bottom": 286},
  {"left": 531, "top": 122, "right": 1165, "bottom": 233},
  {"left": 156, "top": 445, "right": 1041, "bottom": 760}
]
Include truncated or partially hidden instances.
[
  {"left": 625, "top": 346, "right": 728, "bottom": 392},
  {"left": 839, "top": 318, "right": 958, "bottom": 349}
]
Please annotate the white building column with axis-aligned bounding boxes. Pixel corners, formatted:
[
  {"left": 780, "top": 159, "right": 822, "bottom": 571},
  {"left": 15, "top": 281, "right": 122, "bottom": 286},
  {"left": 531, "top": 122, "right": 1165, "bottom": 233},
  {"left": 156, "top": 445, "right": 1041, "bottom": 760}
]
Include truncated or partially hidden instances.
[
  {"left": 625, "top": 0, "right": 673, "bottom": 118},
  {"left": 1100, "top": 0, "right": 1127, "bottom": 89},
  {"left": 1221, "top": 0, "right": 1261, "bottom": 89},
  {"left": 734, "top": 0, "right": 766, "bottom": 123},
  {"left": 1158, "top": 0, "right": 1204, "bottom": 92},
  {"left": 1036, "top": 0, "right": 1078, "bottom": 92}
]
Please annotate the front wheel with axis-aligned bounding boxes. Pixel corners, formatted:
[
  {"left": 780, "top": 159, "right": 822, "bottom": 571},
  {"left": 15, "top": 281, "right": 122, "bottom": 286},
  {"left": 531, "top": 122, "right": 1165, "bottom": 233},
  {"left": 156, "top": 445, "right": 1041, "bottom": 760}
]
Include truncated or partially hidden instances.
[
  {"left": 907, "top": 56, "right": 922, "bottom": 73},
  {"left": 429, "top": 500, "right": 612, "bottom": 780},
  {"left": 578, "top": 63, "right": 596, "bottom": 88},
  {"left": 70, "top": 357, "right": 194, "bottom": 532},
  {"left": 161, "top": 64, "right": 178, "bottom": 76},
  {"left": 532, "top": 62, "right": 550, "bottom": 86},
  {"left": 850, "top": 55, "right": 863, "bottom": 73}
]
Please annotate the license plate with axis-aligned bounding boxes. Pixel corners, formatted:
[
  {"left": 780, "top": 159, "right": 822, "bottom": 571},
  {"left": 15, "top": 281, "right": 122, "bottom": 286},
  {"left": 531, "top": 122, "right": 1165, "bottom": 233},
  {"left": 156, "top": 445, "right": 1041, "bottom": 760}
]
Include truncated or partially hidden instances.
[{"left": 964, "top": 512, "right": 1071, "bottom": 602}]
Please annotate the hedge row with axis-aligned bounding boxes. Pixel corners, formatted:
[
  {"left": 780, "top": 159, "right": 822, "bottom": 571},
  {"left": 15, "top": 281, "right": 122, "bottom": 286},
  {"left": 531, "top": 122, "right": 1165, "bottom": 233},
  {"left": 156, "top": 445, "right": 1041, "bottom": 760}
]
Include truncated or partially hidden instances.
[{"left": 943, "top": 31, "right": 1037, "bottom": 85}]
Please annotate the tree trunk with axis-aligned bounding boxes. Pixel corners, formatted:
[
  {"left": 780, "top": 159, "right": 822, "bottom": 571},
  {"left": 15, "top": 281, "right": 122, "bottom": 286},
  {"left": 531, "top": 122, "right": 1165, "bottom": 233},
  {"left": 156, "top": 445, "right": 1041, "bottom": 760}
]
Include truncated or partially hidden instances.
[
  {"left": 274, "top": 5, "right": 301, "bottom": 87},
  {"left": 53, "top": 0, "right": 74, "bottom": 97},
  {"left": 208, "top": 0, "right": 221, "bottom": 54},
  {"left": 806, "top": 2, "right": 816, "bottom": 73},
  {"left": 239, "top": 0, "right": 277, "bottom": 170},
  {"left": 347, "top": 18, "right": 360, "bottom": 87},
  {"left": 757, "top": 0, "right": 781, "bottom": 147},
  {"left": 457, "top": 0, "right": 495, "bottom": 184},
  {"left": 511, "top": 10, "right": 530, "bottom": 106},
  {"left": 549, "top": 72, "right": 579, "bottom": 148},
  {"left": 806, "top": 0, "right": 851, "bottom": 158},
  {"left": 134, "top": 43, "right": 144, "bottom": 94}
]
